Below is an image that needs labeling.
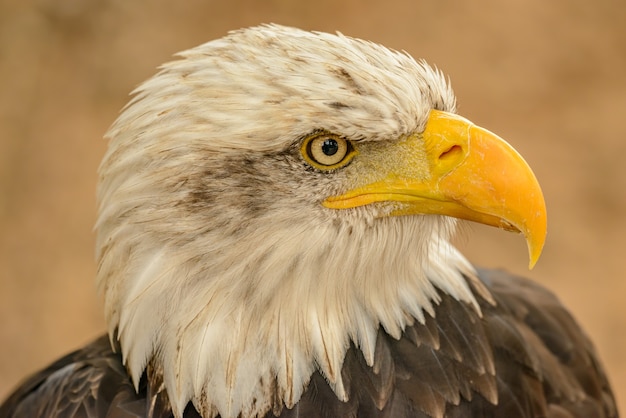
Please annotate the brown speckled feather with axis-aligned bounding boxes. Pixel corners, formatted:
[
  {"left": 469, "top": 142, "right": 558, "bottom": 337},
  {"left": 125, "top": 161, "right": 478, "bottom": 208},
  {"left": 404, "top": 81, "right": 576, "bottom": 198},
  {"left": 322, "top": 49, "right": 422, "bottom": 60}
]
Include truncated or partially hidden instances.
[{"left": 0, "top": 269, "right": 617, "bottom": 418}]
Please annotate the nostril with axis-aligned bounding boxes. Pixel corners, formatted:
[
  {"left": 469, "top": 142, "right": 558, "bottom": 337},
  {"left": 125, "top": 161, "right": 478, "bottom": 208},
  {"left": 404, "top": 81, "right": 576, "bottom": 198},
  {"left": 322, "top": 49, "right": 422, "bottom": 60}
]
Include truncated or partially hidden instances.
[{"left": 439, "top": 145, "right": 462, "bottom": 161}]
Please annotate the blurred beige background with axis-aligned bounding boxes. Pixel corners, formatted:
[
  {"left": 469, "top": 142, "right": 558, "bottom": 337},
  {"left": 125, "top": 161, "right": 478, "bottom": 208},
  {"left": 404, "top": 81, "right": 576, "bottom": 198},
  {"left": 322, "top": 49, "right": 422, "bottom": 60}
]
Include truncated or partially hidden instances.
[{"left": 1, "top": 0, "right": 625, "bottom": 413}]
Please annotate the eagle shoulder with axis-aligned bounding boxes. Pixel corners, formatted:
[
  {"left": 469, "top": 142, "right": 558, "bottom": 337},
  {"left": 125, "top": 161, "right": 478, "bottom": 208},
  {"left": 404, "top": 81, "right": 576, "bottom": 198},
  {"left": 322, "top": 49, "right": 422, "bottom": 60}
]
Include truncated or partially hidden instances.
[
  {"left": 272, "top": 269, "right": 618, "bottom": 418},
  {"left": 0, "top": 336, "right": 181, "bottom": 418}
]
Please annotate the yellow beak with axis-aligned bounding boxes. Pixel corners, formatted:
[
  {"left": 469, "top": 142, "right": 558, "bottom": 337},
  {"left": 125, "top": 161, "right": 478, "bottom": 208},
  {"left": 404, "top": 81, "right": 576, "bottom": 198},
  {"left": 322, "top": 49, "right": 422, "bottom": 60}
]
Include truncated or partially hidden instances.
[{"left": 323, "top": 109, "right": 547, "bottom": 269}]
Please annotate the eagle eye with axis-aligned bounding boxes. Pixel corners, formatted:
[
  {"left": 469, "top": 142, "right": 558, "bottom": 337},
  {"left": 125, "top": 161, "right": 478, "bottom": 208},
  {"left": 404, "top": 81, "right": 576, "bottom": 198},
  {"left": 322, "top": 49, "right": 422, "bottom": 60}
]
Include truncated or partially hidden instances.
[{"left": 301, "top": 132, "right": 356, "bottom": 170}]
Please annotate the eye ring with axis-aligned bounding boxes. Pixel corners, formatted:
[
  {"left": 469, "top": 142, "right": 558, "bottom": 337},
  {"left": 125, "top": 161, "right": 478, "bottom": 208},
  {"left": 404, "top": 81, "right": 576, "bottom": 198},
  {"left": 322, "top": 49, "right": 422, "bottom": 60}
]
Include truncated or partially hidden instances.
[{"left": 301, "top": 132, "right": 356, "bottom": 170}]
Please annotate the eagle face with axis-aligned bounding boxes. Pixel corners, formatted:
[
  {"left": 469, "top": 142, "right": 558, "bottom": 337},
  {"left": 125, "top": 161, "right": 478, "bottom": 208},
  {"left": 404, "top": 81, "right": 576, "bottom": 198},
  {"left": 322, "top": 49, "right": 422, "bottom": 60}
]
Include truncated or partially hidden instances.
[{"left": 96, "top": 25, "right": 546, "bottom": 417}]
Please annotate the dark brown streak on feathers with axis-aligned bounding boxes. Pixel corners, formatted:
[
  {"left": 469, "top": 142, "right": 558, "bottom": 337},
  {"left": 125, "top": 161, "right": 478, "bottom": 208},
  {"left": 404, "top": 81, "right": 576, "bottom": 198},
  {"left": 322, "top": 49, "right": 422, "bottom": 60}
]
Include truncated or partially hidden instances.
[
  {"left": 184, "top": 152, "right": 288, "bottom": 223},
  {"left": 0, "top": 270, "right": 618, "bottom": 418},
  {"left": 327, "top": 102, "right": 352, "bottom": 110},
  {"left": 330, "top": 66, "right": 366, "bottom": 96}
]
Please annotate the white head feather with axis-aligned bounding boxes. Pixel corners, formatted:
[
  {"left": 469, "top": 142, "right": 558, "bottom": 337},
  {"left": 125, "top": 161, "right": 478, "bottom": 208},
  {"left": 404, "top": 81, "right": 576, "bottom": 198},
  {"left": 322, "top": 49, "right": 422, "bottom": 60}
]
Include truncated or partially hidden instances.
[{"left": 96, "top": 24, "right": 479, "bottom": 418}]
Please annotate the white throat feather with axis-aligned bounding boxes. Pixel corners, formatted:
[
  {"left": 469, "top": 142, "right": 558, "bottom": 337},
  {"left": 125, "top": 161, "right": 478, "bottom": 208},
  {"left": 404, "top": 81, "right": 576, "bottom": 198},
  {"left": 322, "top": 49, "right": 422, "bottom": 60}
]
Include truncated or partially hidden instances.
[{"left": 100, "top": 209, "right": 479, "bottom": 417}]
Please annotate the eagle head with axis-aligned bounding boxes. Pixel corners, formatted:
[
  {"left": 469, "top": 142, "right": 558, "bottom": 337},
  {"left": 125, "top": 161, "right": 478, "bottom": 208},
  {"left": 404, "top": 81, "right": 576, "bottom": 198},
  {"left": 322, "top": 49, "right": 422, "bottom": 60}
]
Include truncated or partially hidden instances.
[{"left": 96, "top": 24, "right": 546, "bottom": 417}]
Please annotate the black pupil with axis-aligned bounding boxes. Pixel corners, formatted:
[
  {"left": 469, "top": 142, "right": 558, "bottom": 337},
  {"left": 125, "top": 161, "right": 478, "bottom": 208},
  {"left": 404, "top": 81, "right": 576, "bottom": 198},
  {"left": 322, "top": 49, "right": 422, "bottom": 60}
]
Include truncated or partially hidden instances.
[{"left": 321, "top": 139, "right": 339, "bottom": 156}]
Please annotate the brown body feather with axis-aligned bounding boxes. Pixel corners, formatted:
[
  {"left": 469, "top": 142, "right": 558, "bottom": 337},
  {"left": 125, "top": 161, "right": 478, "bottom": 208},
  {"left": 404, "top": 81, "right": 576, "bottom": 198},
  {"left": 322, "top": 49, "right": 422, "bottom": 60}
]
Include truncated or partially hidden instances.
[{"left": 0, "top": 269, "right": 617, "bottom": 418}]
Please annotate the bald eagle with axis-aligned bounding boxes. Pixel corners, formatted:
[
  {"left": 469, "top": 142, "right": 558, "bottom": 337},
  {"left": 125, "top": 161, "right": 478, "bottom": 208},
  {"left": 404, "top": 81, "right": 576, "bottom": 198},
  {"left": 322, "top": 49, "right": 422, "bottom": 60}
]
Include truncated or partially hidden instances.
[{"left": 0, "top": 24, "right": 617, "bottom": 418}]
